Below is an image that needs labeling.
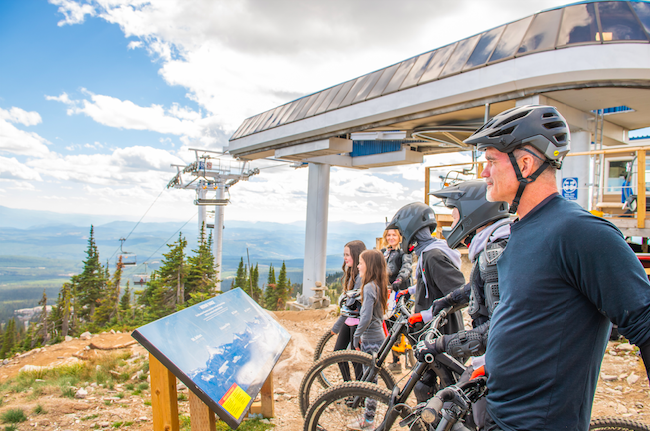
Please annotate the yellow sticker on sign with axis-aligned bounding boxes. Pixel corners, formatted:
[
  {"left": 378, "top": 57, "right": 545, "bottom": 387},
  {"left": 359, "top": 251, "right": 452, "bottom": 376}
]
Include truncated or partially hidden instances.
[{"left": 219, "top": 383, "right": 251, "bottom": 419}]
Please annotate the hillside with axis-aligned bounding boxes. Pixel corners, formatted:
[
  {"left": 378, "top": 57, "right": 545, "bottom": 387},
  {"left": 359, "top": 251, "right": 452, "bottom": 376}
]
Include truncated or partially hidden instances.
[{"left": 0, "top": 310, "right": 646, "bottom": 431}]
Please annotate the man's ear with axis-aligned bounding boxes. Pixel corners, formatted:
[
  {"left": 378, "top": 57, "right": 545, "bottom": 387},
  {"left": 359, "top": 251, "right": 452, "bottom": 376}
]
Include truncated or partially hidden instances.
[{"left": 519, "top": 153, "right": 537, "bottom": 178}]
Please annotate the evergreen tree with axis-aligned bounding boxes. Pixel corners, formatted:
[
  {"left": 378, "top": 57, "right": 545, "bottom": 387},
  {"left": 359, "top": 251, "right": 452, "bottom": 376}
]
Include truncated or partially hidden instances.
[
  {"left": 119, "top": 282, "right": 132, "bottom": 321},
  {"left": 185, "top": 227, "right": 217, "bottom": 302},
  {"left": 1, "top": 318, "right": 16, "bottom": 359},
  {"left": 73, "top": 226, "right": 105, "bottom": 319},
  {"left": 233, "top": 258, "right": 247, "bottom": 291},
  {"left": 249, "top": 264, "right": 262, "bottom": 303},
  {"left": 263, "top": 264, "right": 277, "bottom": 310},
  {"left": 94, "top": 257, "right": 123, "bottom": 327},
  {"left": 51, "top": 283, "right": 71, "bottom": 339},
  {"left": 139, "top": 233, "right": 187, "bottom": 321},
  {"left": 275, "top": 261, "right": 289, "bottom": 311},
  {"left": 38, "top": 289, "right": 49, "bottom": 345}
]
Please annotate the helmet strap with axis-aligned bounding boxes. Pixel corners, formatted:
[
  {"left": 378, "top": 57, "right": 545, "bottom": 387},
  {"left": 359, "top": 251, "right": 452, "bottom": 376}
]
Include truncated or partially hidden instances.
[{"left": 507, "top": 152, "right": 550, "bottom": 214}]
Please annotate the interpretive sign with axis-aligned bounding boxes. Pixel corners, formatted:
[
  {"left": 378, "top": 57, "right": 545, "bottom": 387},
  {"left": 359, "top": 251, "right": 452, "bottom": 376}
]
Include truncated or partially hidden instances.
[{"left": 132, "top": 288, "right": 291, "bottom": 429}]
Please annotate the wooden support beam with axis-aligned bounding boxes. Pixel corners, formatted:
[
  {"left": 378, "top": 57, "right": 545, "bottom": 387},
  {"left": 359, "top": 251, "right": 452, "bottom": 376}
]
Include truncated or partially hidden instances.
[
  {"left": 249, "top": 371, "right": 275, "bottom": 418},
  {"left": 638, "top": 150, "right": 646, "bottom": 229},
  {"left": 150, "top": 354, "right": 179, "bottom": 431},
  {"left": 189, "top": 392, "right": 216, "bottom": 431},
  {"left": 424, "top": 167, "right": 430, "bottom": 205}
]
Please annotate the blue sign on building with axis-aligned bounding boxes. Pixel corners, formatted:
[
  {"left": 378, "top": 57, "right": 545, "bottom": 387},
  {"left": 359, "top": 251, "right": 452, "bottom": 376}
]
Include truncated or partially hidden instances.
[{"left": 562, "top": 177, "right": 578, "bottom": 201}]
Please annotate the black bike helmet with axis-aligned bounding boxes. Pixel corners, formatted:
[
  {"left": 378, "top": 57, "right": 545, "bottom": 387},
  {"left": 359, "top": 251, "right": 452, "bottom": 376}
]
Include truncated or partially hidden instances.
[
  {"left": 464, "top": 104, "right": 570, "bottom": 166},
  {"left": 386, "top": 202, "right": 437, "bottom": 252},
  {"left": 464, "top": 105, "right": 571, "bottom": 214},
  {"left": 430, "top": 180, "right": 509, "bottom": 249}
]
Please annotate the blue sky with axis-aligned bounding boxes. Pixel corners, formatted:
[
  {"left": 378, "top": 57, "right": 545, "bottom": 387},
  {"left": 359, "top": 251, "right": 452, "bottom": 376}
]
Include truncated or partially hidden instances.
[{"left": 3, "top": 0, "right": 604, "bottom": 226}]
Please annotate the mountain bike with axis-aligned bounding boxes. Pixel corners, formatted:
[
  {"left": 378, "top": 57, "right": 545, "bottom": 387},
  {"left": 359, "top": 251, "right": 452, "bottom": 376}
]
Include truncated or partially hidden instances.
[
  {"left": 404, "top": 377, "right": 650, "bottom": 431},
  {"left": 299, "top": 296, "right": 435, "bottom": 417},
  {"left": 302, "top": 307, "right": 466, "bottom": 431}
]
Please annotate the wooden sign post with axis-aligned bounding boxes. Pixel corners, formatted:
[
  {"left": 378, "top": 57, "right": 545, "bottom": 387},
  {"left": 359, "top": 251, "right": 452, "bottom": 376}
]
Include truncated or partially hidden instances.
[{"left": 149, "top": 352, "right": 275, "bottom": 431}]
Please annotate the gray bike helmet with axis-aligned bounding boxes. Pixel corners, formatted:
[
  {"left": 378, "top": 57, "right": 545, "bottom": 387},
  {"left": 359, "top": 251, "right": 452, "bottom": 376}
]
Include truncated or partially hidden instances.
[
  {"left": 386, "top": 202, "right": 437, "bottom": 252},
  {"left": 430, "top": 180, "right": 509, "bottom": 249},
  {"left": 464, "top": 105, "right": 571, "bottom": 214}
]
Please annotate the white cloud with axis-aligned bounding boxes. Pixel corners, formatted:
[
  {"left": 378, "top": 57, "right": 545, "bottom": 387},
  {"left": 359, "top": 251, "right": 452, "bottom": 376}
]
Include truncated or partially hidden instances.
[
  {"left": 49, "top": 0, "right": 96, "bottom": 26},
  {"left": 0, "top": 156, "right": 43, "bottom": 181},
  {"left": 27, "top": 145, "right": 184, "bottom": 188},
  {"left": 0, "top": 119, "right": 51, "bottom": 157},
  {"left": 45, "top": 92, "right": 73, "bottom": 105},
  {"left": 50, "top": 0, "right": 569, "bottom": 131},
  {"left": 0, "top": 107, "right": 42, "bottom": 126}
]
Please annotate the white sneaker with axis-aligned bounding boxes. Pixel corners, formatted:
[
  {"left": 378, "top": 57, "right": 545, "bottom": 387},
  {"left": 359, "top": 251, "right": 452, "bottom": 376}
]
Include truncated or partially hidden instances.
[{"left": 347, "top": 417, "right": 374, "bottom": 430}]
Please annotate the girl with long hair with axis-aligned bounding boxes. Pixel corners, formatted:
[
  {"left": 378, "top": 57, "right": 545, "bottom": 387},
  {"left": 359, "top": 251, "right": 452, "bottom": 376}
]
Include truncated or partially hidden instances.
[
  {"left": 330, "top": 240, "right": 366, "bottom": 381},
  {"left": 348, "top": 248, "right": 388, "bottom": 430}
]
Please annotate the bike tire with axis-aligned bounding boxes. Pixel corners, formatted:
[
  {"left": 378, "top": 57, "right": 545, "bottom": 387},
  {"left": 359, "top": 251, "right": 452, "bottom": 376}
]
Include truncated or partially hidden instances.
[
  {"left": 303, "top": 381, "right": 426, "bottom": 431},
  {"left": 590, "top": 417, "right": 650, "bottom": 431},
  {"left": 313, "top": 330, "right": 336, "bottom": 362},
  {"left": 299, "top": 350, "right": 397, "bottom": 417}
]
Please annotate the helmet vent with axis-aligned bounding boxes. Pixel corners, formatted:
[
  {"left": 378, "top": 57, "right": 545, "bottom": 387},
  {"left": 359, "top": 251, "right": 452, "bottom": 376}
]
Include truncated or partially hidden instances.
[
  {"left": 489, "top": 126, "right": 515, "bottom": 138},
  {"left": 554, "top": 133, "right": 567, "bottom": 144},
  {"left": 543, "top": 120, "right": 565, "bottom": 130},
  {"left": 542, "top": 112, "right": 556, "bottom": 118},
  {"left": 500, "top": 110, "right": 530, "bottom": 126}
]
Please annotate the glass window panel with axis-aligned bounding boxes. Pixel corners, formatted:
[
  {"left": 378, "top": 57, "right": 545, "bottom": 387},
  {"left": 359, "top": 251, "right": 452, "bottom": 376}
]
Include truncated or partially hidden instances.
[
  {"left": 242, "top": 114, "right": 266, "bottom": 136},
  {"left": 277, "top": 100, "right": 300, "bottom": 126},
  {"left": 517, "top": 9, "right": 563, "bottom": 55},
  {"left": 382, "top": 57, "right": 417, "bottom": 95},
  {"left": 259, "top": 107, "right": 281, "bottom": 131},
  {"left": 353, "top": 70, "right": 384, "bottom": 103},
  {"left": 326, "top": 79, "right": 357, "bottom": 111},
  {"left": 366, "top": 64, "right": 400, "bottom": 99},
  {"left": 269, "top": 103, "right": 292, "bottom": 128},
  {"left": 231, "top": 118, "right": 252, "bottom": 140},
  {"left": 293, "top": 93, "right": 320, "bottom": 121},
  {"left": 251, "top": 110, "right": 274, "bottom": 134},
  {"left": 440, "top": 34, "right": 481, "bottom": 77},
  {"left": 400, "top": 51, "right": 435, "bottom": 90},
  {"left": 286, "top": 97, "right": 310, "bottom": 123},
  {"left": 557, "top": 3, "right": 599, "bottom": 46},
  {"left": 464, "top": 26, "right": 505, "bottom": 70},
  {"left": 305, "top": 89, "right": 332, "bottom": 118},
  {"left": 315, "top": 84, "right": 343, "bottom": 115},
  {"left": 598, "top": 2, "right": 648, "bottom": 42},
  {"left": 489, "top": 16, "right": 533, "bottom": 62},
  {"left": 607, "top": 159, "right": 633, "bottom": 193},
  {"left": 339, "top": 75, "right": 373, "bottom": 108},
  {"left": 631, "top": 2, "right": 650, "bottom": 35},
  {"left": 419, "top": 43, "right": 457, "bottom": 84}
]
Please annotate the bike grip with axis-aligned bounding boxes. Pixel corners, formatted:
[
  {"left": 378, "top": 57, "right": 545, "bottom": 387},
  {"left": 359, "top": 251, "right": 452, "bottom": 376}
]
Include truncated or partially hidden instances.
[{"left": 421, "top": 398, "right": 443, "bottom": 424}]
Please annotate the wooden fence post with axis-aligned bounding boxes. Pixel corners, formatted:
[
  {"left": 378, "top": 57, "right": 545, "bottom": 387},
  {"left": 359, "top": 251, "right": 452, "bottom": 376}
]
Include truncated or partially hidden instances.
[
  {"left": 249, "top": 371, "right": 274, "bottom": 418},
  {"left": 150, "top": 353, "right": 179, "bottom": 431}
]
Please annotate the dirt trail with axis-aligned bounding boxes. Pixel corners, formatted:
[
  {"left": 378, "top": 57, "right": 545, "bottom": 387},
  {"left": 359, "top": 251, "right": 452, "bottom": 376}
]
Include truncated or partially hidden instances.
[{"left": 0, "top": 310, "right": 648, "bottom": 431}]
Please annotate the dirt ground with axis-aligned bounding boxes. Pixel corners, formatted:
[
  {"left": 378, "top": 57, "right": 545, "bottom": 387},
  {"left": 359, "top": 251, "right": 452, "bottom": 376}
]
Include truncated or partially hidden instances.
[{"left": 0, "top": 310, "right": 648, "bottom": 431}]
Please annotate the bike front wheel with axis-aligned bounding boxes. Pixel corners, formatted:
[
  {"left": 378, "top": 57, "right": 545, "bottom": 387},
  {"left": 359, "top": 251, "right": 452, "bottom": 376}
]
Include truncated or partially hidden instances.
[
  {"left": 313, "top": 330, "right": 336, "bottom": 362},
  {"left": 590, "top": 417, "right": 650, "bottom": 431},
  {"left": 299, "top": 350, "right": 397, "bottom": 417},
  {"left": 303, "top": 381, "right": 426, "bottom": 431}
]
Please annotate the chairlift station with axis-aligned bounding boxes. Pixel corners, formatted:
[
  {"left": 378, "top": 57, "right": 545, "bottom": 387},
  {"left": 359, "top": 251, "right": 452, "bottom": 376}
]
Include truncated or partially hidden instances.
[{"left": 225, "top": 0, "right": 650, "bottom": 301}]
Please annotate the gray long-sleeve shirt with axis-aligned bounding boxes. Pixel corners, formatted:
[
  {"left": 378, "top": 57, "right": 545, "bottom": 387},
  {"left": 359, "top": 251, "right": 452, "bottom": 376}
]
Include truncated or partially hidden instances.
[{"left": 353, "top": 281, "right": 386, "bottom": 349}]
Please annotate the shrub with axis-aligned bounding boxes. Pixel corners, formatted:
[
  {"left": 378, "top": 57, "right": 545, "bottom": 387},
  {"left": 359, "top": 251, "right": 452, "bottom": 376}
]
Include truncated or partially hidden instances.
[{"left": 1, "top": 409, "right": 27, "bottom": 424}]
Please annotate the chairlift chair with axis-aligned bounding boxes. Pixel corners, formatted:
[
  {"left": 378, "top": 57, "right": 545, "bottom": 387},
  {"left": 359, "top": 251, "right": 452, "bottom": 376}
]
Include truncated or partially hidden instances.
[
  {"left": 118, "top": 238, "right": 137, "bottom": 266},
  {"left": 133, "top": 263, "right": 149, "bottom": 286}
]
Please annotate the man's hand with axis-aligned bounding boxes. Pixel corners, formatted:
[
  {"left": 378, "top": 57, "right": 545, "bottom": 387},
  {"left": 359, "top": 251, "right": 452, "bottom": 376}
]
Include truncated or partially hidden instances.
[
  {"left": 415, "top": 337, "right": 445, "bottom": 363},
  {"left": 431, "top": 296, "right": 451, "bottom": 316},
  {"left": 391, "top": 279, "right": 403, "bottom": 292}
]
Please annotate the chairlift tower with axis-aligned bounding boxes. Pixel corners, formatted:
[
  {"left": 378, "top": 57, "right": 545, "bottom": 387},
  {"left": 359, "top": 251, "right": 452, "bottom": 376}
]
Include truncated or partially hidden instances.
[{"left": 167, "top": 148, "right": 259, "bottom": 290}]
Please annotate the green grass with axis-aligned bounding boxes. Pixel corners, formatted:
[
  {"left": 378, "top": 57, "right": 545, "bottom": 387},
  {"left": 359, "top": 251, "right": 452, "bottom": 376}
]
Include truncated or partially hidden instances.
[
  {"left": 177, "top": 393, "right": 187, "bottom": 401},
  {"left": 116, "top": 392, "right": 125, "bottom": 399},
  {"left": 144, "top": 400, "right": 151, "bottom": 406},
  {"left": 4, "top": 425, "right": 17, "bottom": 431},
  {"left": 104, "top": 400, "right": 112, "bottom": 406},
  {"left": 112, "top": 421, "right": 123, "bottom": 428},
  {"left": 82, "top": 414, "right": 99, "bottom": 421},
  {"left": 1, "top": 409, "right": 27, "bottom": 424},
  {"left": 61, "top": 387, "right": 75, "bottom": 398},
  {"left": 33, "top": 404, "right": 46, "bottom": 415},
  {"left": 137, "top": 382, "right": 149, "bottom": 391},
  {"left": 179, "top": 414, "right": 191, "bottom": 431},
  {"left": 213, "top": 418, "right": 275, "bottom": 431},
  {"left": 132, "top": 389, "right": 142, "bottom": 396},
  {"left": 124, "top": 421, "right": 134, "bottom": 427},
  {"left": 125, "top": 383, "right": 134, "bottom": 391}
]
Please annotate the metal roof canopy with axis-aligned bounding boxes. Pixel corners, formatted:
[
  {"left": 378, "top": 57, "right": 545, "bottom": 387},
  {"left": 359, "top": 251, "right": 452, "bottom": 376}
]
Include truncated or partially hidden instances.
[{"left": 227, "top": 0, "right": 650, "bottom": 167}]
